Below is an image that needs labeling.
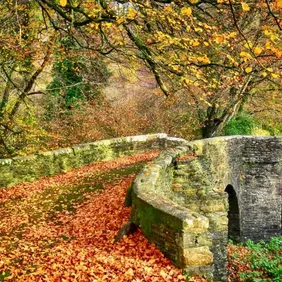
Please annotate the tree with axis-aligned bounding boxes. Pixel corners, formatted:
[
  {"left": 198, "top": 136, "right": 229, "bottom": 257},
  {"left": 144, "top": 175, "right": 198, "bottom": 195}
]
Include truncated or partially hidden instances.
[
  {"left": 0, "top": 1, "right": 110, "bottom": 156},
  {"left": 0, "top": 0, "right": 57, "bottom": 156},
  {"left": 33, "top": 0, "right": 282, "bottom": 138},
  {"left": 45, "top": 40, "right": 110, "bottom": 118}
]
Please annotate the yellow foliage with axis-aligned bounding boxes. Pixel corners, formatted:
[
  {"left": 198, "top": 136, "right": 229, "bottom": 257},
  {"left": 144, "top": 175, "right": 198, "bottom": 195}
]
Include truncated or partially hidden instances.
[
  {"left": 251, "top": 128, "right": 270, "bottom": 136},
  {"left": 264, "top": 29, "right": 272, "bottom": 36},
  {"left": 60, "top": 0, "right": 67, "bottom": 7},
  {"left": 127, "top": 8, "right": 137, "bottom": 20},
  {"left": 214, "top": 35, "right": 225, "bottom": 44},
  {"left": 241, "top": 3, "right": 250, "bottom": 11},
  {"left": 197, "top": 56, "right": 210, "bottom": 64},
  {"left": 245, "top": 67, "right": 252, "bottom": 73},
  {"left": 191, "top": 39, "right": 200, "bottom": 46},
  {"left": 271, "top": 73, "right": 279, "bottom": 79},
  {"left": 239, "top": 51, "right": 252, "bottom": 60},
  {"left": 164, "top": 6, "right": 173, "bottom": 13},
  {"left": 229, "top": 32, "right": 237, "bottom": 38},
  {"left": 181, "top": 7, "right": 192, "bottom": 17},
  {"left": 277, "top": 0, "right": 282, "bottom": 8},
  {"left": 253, "top": 47, "right": 262, "bottom": 56}
]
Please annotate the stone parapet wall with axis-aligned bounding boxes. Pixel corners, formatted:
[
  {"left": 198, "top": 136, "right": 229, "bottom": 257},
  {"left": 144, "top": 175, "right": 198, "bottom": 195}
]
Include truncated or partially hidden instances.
[
  {"left": 130, "top": 135, "right": 282, "bottom": 281},
  {"left": 0, "top": 134, "right": 187, "bottom": 188},
  {"left": 130, "top": 148, "right": 214, "bottom": 277},
  {"left": 238, "top": 137, "right": 282, "bottom": 241}
]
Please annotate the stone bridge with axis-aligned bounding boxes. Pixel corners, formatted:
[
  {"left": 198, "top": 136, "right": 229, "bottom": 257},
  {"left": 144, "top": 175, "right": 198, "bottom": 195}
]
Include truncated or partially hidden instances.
[{"left": 1, "top": 134, "right": 281, "bottom": 281}]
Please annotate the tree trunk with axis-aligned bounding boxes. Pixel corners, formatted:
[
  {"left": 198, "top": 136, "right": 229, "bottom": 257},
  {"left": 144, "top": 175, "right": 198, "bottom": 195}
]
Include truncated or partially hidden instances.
[{"left": 201, "top": 118, "right": 223, "bottom": 138}]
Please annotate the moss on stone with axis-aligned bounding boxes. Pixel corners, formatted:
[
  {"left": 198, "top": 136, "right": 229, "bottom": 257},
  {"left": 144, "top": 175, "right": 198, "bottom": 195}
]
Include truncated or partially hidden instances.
[
  {"left": 0, "top": 159, "right": 14, "bottom": 187},
  {"left": 124, "top": 183, "right": 133, "bottom": 207}
]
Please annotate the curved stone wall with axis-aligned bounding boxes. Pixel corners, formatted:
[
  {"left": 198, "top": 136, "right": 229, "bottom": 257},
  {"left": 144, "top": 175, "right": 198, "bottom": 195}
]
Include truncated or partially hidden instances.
[
  {"left": 130, "top": 136, "right": 282, "bottom": 281},
  {"left": 0, "top": 134, "right": 186, "bottom": 188}
]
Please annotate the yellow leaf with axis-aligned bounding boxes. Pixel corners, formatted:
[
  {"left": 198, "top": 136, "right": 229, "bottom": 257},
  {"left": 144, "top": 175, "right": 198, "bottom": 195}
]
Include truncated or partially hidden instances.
[
  {"left": 181, "top": 7, "right": 192, "bottom": 17},
  {"left": 264, "top": 29, "right": 272, "bottom": 36},
  {"left": 190, "top": 0, "right": 199, "bottom": 3},
  {"left": 265, "top": 41, "right": 272, "bottom": 50},
  {"left": 241, "top": 2, "right": 250, "bottom": 11},
  {"left": 277, "top": 0, "right": 282, "bottom": 8},
  {"left": 60, "top": 0, "right": 67, "bottom": 6},
  {"left": 197, "top": 56, "right": 210, "bottom": 64},
  {"left": 229, "top": 32, "right": 237, "bottom": 38},
  {"left": 271, "top": 73, "right": 279, "bottom": 78},
  {"left": 160, "top": 269, "right": 167, "bottom": 279},
  {"left": 267, "top": 67, "right": 273, "bottom": 72},
  {"left": 244, "top": 41, "right": 253, "bottom": 49},
  {"left": 239, "top": 51, "right": 252, "bottom": 59},
  {"left": 245, "top": 67, "right": 252, "bottom": 73},
  {"left": 261, "top": 71, "right": 267, "bottom": 77},
  {"left": 191, "top": 39, "right": 200, "bottom": 46},
  {"left": 214, "top": 35, "right": 225, "bottom": 44},
  {"left": 164, "top": 6, "right": 173, "bottom": 12},
  {"left": 127, "top": 8, "right": 137, "bottom": 20},
  {"left": 253, "top": 47, "right": 262, "bottom": 56}
]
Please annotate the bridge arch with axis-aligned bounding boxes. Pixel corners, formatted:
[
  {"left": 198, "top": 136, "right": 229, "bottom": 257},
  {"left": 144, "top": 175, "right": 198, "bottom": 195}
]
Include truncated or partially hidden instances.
[{"left": 225, "top": 184, "right": 240, "bottom": 242}]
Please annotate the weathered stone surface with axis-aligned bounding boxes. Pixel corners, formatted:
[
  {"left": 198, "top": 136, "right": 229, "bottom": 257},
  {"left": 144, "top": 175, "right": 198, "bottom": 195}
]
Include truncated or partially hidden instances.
[
  {"left": 183, "top": 247, "right": 213, "bottom": 266},
  {"left": 130, "top": 135, "right": 282, "bottom": 281},
  {"left": 114, "top": 222, "right": 138, "bottom": 242},
  {"left": 12, "top": 155, "right": 38, "bottom": 183},
  {"left": 0, "top": 134, "right": 177, "bottom": 188}
]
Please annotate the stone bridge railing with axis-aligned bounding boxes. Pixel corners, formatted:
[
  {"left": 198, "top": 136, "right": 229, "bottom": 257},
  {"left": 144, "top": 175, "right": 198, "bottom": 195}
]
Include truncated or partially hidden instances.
[
  {"left": 130, "top": 136, "right": 282, "bottom": 282},
  {"left": 0, "top": 134, "right": 185, "bottom": 188}
]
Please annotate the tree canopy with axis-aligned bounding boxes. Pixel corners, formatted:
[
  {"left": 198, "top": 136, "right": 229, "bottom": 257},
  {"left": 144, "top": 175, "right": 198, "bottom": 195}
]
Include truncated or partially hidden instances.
[
  {"left": 34, "top": 0, "right": 282, "bottom": 137},
  {"left": 0, "top": 0, "right": 282, "bottom": 156}
]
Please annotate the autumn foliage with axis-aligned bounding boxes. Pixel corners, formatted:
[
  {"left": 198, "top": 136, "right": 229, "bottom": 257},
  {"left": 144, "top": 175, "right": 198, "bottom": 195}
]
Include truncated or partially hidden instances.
[
  {"left": 33, "top": 0, "right": 282, "bottom": 137},
  {"left": 0, "top": 152, "right": 191, "bottom": 282}
]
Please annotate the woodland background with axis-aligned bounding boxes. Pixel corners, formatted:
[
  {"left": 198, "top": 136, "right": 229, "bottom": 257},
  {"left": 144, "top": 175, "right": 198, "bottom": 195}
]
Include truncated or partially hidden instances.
[{"left": 0, "top": 0, "right": 282, "bottom": 158}]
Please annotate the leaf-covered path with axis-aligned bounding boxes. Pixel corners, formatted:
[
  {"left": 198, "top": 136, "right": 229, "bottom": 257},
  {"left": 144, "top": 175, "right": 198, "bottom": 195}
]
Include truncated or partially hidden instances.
[{"left": 0, "top": 152, "right": 190, "bottom": 282}]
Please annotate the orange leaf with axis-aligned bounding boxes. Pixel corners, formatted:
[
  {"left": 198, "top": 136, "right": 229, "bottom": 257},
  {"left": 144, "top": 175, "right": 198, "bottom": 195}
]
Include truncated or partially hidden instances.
[{"left": 124, "top": 268, "right": 134, "bottom": 278}]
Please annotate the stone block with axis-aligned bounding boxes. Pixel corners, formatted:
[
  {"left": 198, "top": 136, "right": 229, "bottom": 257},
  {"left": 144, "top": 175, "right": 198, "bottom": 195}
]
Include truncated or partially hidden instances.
[
  {"left": 183, "top": 246, "right": 213, "bottom": 266},
  {"left": 183, "top": 213, "right": 209, "bottom": 232},
  {"left": 53, "top": 147, "right": 76, "bottom": 173},
  {"left": 12, "top": 155, "right": 38, "bottom": 183},
  {"left": 181, "top": 231, "right": 212, "bottom": 248},
  {"left": 35, "top": 151, "right": 55, "bottom": 177},
  {"left": 205, "top": 212, "right": 228, "bottom": 232}
]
